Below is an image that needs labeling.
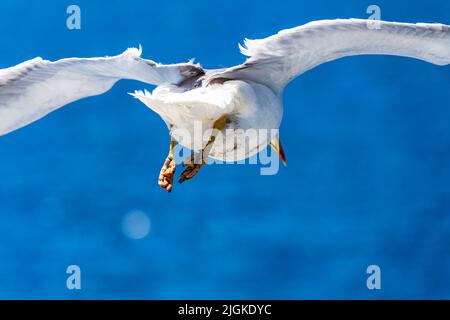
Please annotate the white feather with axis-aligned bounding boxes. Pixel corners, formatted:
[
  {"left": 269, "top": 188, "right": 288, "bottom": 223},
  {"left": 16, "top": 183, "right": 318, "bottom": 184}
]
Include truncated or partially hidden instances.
[
  {"left": 213, "top": 19, "right": 450, "bottom": 91},
  {"left": 0, "top": 47, "right": 203, "bottom": 136}
]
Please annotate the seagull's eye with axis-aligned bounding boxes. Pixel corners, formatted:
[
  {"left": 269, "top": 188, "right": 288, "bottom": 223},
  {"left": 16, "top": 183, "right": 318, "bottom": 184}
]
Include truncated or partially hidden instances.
[
  {"left": 145, "top": 61, "right": 156, "bottom": 67},
  {"left": 193, "top": 79, "right": 203, "bottom": 88}
]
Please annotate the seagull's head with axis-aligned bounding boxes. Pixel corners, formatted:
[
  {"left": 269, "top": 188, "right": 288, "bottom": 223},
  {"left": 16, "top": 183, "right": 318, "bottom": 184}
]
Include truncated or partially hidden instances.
[
  {"left": 116, "top": 46, "right": 204, "bottom": 86},
  {"left": 130, "top": 58, "right": 204, "bottom": 87}
]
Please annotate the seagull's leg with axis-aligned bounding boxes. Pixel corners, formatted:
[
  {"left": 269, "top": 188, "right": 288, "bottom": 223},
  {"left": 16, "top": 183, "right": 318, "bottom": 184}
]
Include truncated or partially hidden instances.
[
  {"left": 179, "top": 115, "right": 228, "bottom": 184},
  {"left": 269, "top": 133, "right": 287, "bottom": 167},
  {"left": 158, "top": 137, "right": 177, "bottom": 192}
]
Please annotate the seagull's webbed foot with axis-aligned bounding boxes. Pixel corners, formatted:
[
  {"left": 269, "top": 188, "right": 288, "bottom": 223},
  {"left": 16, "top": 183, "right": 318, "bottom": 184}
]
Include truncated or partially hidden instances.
[
  {"left": 158, "top": 139, "right": 177, "bottom": 193},
  {"left": 179, "top": 152, "right": 206, "bottom": 184},
  {"left": 158, "top": 154, "right": 176, "bottom": 192}
]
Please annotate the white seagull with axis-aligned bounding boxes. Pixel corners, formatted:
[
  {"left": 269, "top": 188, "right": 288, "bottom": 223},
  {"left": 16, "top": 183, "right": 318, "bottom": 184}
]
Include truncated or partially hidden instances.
[{"left": 1, "top": 19, "right": 449, "bottom": 192}]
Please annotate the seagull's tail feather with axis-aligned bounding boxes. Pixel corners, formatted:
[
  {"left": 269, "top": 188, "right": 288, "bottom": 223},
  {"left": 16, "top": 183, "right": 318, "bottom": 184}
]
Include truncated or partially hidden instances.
[{"left": 129, "top": 89, "right": 165, "bottom": 115}]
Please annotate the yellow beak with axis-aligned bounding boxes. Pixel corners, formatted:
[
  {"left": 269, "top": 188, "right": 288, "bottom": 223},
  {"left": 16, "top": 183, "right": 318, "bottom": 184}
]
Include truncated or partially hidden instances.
[{"left": 270, "top": 135, "right": 287, "bottom": 167}]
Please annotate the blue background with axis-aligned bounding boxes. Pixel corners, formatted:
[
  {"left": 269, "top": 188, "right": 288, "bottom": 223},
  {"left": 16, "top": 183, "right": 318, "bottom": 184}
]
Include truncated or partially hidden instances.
[{"left": 0, "top": 0, "right": 449, "bottom": 299}]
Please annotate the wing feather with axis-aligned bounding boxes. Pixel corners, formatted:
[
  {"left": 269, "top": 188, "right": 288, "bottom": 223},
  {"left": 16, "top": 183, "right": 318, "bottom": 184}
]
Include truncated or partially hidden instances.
[
  {"left": 207, "top": 19, "right": 450, "bottom": 92},
  {"left": 0, "top": 47, "right": 203, "bottom": 135}
]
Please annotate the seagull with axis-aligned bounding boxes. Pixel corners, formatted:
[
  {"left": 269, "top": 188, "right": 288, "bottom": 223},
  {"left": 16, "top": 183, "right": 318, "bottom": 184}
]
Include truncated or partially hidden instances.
[{"left": 1, "top": 19, "right": 449, "bottom": 192}]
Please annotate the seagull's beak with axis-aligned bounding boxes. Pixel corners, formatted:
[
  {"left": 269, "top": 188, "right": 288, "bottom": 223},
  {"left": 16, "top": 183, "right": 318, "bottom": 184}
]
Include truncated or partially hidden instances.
[{"left": 270, "top": 135, "right": 287, "bottom": 167}]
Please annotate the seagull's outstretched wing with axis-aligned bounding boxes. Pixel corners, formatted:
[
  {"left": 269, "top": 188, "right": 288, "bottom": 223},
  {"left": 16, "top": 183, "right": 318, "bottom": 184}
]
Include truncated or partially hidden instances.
[
  {"left": 0, "top": 47, "right": 203, "bottom": 136},
  {"left": 207, "top": 19, "right": 450, "bottom": 91}
]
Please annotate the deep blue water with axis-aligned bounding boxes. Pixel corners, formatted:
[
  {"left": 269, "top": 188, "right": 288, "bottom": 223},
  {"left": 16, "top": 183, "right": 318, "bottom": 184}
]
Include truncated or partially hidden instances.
[{"left": 0, "top": 0, "right": 449, "bottom": 299}]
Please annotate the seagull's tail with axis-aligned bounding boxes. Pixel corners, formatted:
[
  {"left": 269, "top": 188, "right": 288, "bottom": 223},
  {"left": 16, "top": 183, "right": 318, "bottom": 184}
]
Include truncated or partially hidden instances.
[{"left": 129, "top": 90, "right": 165, "bottom": 116}]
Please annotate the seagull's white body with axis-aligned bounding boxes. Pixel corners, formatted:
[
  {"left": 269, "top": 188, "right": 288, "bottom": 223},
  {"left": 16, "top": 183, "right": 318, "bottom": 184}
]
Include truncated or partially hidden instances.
[
  {"left": 133, "top": 79, "right": 282, "bottom": 161},
  {"left": 1, "top": 19, "right": 450, "bottom": 165}
]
